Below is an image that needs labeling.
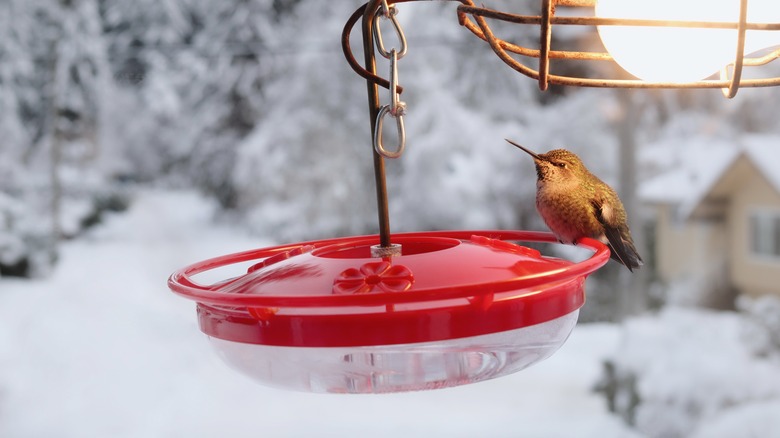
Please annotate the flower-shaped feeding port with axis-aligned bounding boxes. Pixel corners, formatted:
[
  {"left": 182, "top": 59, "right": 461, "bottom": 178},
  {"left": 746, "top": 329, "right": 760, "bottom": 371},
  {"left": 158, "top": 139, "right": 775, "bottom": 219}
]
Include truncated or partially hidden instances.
[
  {"left": 168, "top": 230, "right": 609, "bottom": 393},
  {"left": 333, "top": 261, "right": 414, "bottom": 294}
]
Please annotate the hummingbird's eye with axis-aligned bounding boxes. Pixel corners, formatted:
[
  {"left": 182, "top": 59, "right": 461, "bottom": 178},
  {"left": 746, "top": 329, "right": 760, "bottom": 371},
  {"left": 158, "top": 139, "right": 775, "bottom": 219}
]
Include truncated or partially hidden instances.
[{"left": 556, "top": 162, "right": 566, "bottom": 168}]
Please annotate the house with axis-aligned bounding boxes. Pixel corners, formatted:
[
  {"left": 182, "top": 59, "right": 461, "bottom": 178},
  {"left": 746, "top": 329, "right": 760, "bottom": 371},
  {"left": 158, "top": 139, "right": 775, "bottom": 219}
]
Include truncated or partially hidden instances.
[{"left": 640, "top": 135, "right": 780, "bottom": 307}]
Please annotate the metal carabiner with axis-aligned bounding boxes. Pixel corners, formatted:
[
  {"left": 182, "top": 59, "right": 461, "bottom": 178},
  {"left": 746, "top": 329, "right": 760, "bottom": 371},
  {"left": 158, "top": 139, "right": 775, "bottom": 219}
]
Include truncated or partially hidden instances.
[
  {"left": 373, "top": 105, "right": 406, "bottom": 159},
  {"left": 374, "top": 48, "right": 406, "bottom": 159},
  {"left": 372, "top": 3, "right": 407, "bottom": 60}
]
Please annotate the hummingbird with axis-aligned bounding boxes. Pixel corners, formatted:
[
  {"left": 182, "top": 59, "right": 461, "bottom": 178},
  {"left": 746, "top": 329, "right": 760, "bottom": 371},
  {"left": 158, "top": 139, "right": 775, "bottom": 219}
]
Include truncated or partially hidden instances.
[{"left": 506, "top": 138, "right": 643, "bottom": 272}]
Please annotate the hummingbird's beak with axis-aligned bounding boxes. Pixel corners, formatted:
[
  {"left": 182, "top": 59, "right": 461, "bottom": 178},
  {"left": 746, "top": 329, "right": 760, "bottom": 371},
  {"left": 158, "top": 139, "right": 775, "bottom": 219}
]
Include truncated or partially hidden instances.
[{"left": 505, "top": 138, "right": 543, "bottom": 161}]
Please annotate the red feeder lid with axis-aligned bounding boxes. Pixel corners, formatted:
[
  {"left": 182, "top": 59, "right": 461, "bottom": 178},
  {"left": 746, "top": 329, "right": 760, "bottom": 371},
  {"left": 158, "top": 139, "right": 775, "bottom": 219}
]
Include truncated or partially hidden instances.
[{"left": 168, "top": 230, "right": 609, "bottom": 347}]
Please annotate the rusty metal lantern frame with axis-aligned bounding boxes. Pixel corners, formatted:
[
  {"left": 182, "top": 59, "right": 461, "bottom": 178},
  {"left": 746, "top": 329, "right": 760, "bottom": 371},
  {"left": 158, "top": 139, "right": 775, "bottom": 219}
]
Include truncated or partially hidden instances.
[
  {"left": 342, "top": 0, "right": 780, "bottom": 250},
  {"left": 457, "top": 0, "right": 780, "bottom": 97}
]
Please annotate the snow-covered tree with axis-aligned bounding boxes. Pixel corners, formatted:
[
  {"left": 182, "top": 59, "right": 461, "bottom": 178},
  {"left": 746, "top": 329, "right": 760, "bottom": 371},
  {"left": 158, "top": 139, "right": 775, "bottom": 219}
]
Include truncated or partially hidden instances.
[{"left": 0, "top": 0, "right": 122, "bottom": 276}]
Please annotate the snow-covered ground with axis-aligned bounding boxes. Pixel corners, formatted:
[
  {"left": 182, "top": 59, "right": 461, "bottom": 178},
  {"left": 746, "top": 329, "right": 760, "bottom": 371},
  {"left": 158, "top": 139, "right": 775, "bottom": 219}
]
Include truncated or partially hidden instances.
[
  {"left": 607, "top": 307, "right": 780, "bottom": 438},
  {"left": 0, "top": 189, "right": 636, "bottom": 438}
]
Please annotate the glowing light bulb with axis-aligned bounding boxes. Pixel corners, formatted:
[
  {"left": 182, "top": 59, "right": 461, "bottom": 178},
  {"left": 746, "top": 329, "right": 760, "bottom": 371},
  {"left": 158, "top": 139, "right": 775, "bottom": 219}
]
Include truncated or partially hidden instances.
[{"left": 596, "top": 0, "right": 780, "bottom": 82}]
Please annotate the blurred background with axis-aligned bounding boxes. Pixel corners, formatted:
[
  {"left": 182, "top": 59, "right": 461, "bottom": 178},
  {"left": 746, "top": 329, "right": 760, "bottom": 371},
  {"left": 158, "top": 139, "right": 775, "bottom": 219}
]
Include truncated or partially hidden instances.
[{"left": 1, "top": 0, "right": 779, "bottom": 437}]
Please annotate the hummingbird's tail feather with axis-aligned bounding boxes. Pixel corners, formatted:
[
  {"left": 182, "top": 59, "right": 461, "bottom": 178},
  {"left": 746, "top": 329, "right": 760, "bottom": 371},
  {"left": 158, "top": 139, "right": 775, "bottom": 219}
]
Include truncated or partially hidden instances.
[
  {"left": 593, "top": 201, "right": 642, "bottom": 272},
  {"left": 603, "top": 226, "right": 643, "bottom": 272},
  {"left": 592, "top": 198, "right": 643, "bottom": 272}
]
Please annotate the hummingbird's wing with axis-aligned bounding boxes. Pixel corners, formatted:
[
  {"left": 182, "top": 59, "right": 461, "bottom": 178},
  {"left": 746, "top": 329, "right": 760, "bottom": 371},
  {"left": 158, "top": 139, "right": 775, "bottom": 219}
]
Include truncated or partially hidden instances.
[{"left": 591, "top": 199, "right": 643, "bottom": 272}]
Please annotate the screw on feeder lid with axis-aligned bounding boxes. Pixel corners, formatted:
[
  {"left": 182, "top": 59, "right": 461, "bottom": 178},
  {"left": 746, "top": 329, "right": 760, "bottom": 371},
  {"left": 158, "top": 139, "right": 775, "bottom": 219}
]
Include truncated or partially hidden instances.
[{"left": 168, "top": 230, "right": 610, "bottom": 348}]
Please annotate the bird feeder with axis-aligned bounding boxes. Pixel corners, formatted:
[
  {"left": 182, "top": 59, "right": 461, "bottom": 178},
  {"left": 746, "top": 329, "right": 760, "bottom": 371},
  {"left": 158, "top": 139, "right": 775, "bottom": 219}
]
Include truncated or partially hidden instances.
[
  {"left": 169, "top": 231, "right": 608, "bottom": 393},
  {"left": 168, "top": 0, "right": 780, "bottom": 393}
]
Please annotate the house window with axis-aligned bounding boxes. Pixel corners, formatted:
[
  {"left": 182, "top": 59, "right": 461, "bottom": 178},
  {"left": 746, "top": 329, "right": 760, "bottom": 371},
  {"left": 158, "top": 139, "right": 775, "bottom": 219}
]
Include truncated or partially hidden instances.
[{"left": 749, "top": 210, "right": 780, "bottom": 259}]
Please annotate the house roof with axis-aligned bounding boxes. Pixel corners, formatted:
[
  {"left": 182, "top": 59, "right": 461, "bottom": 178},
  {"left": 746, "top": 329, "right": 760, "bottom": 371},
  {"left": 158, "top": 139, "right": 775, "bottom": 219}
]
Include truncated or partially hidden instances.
[
  {"left": 639, "top": 135, "right": 780, "bottom": 218},
  {"left": 639, "top": 138, "right": 738, "bottom": 205},
  {"left": 744, "top": 135, "right": 780, "bottom": 192}
]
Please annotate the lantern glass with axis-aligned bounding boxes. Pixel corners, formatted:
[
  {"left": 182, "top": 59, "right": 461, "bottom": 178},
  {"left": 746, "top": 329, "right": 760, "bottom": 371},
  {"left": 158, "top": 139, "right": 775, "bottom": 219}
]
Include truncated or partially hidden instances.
[{"left": 596, "top": 0, "right": 780, "bottom": 82}]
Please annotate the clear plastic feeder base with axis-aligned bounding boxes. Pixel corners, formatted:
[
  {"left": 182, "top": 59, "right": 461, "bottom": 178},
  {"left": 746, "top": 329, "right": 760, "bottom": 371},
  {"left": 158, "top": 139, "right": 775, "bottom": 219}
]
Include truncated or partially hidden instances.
[{"left": 209, "top": 310, "right": 578, "bottom": 393}]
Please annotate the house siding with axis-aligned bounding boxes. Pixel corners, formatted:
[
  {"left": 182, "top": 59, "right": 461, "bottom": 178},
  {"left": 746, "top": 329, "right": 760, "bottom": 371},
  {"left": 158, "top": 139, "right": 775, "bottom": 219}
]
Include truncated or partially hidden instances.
[
  {"left": 656, "top": 205, "right": 726, "bottom": 281},
  {"left": 729, "top": 170, "right": 780, "bottom": 298},
  {"left": 655, "top": 204, "right": 731, "bottom": 306}
]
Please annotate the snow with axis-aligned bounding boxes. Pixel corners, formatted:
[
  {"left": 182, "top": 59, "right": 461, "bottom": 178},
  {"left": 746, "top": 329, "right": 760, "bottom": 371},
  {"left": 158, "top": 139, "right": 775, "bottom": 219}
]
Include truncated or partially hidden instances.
[
  {"left": 690, "top": 400, "right": 780, "bottom": 438},
  {"left": 0, "top": 189, "right": 636, "bottom": 438},
  {"left": 605, "top": 307, "right": 780, "bottom": 438},
  {"left": 638, "top": 138, "right": 738, "bottom": 207}
]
